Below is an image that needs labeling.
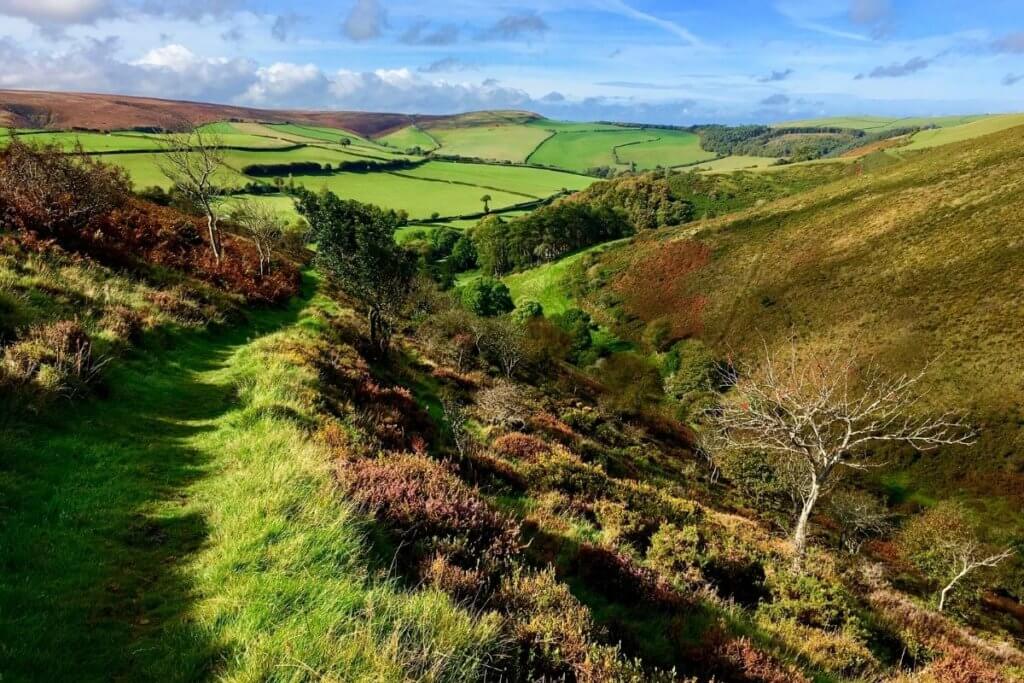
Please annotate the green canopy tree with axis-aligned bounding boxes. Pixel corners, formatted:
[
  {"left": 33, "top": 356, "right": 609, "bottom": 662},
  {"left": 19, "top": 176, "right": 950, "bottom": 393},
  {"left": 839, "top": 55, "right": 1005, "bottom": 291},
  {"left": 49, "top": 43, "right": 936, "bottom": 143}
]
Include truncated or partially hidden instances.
[{"left": 295, "top": 189, "right": 416, "bottom": 354}]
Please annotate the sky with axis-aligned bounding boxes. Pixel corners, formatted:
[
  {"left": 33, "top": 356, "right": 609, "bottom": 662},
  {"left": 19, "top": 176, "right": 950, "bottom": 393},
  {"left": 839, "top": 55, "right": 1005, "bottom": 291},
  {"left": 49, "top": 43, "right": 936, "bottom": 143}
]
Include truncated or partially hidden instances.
[{"left": 2, "top": 0, "right": 1024, "bottom": 124}]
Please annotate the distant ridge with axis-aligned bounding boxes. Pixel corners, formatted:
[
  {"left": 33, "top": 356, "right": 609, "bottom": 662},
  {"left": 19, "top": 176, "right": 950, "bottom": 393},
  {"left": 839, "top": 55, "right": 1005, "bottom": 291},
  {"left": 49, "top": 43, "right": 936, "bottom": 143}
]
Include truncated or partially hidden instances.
[{"left": 0, "top": 89, "right": 538, "bottom": 137}]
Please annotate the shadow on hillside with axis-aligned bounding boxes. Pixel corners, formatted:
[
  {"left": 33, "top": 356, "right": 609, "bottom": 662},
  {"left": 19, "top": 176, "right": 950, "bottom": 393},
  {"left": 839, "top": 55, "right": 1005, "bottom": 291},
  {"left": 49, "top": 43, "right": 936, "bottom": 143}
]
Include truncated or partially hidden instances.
[{"left": 0, "top": 277, "right": 312, "bottom": 681}]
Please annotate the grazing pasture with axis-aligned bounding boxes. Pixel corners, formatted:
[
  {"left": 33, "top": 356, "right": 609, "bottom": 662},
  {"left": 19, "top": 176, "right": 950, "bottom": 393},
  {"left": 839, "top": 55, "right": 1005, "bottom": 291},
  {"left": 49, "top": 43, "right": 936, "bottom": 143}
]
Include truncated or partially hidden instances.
[
  {"left": 399, "top": 161, "right": 593, "bottom": 197},
  {"left": 773, "top": 114, "right": 987, "bottom": 132},
  {"left": 379, "top": 125, "right": 439, "bottom": 151},
  {"left": 615, "top": 130, "right": 717, "bottom": 169},
  {"left": 693, "top": 155, "right": 780, "bottom": 173},
  {"left": 901, "top": 113, "right": 1024, "bottom": 150},
  {"left": 428, "top": 124, "right": 552, "bottom": 163},
  {"left": 527, "top": 129, "right": 659, "bottom": 171},
  {"left": 289, "top": 171, "right": 527, "bottom": 219}
]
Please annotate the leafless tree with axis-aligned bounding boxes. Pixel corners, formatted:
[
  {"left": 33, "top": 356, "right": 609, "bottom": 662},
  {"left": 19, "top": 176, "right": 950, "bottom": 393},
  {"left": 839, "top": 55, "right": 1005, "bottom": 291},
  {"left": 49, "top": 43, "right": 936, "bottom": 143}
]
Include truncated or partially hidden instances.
[
  {"left": 479, "top": 317, "right": 527, "bottom": 379},
  {"left": 899, "top": 502, "right": 1016, "bottom": 612},
  {"left": 230, "top": 198, "right": 286, "bottom": 275},
  {"left": 475, "top": 381, "right": 529, "bottom": 428},
  {"left": 827, "top": 489, "right": 892, "bottom": 555},
  {"left": 709, "top": 344, "right": 975, "bottom": 566},
  {"left": 157, "top": 127, "right": 227, "bottom": 262},
  {"left": 440, "top": 392, "right": 474, "bottom": 460}
]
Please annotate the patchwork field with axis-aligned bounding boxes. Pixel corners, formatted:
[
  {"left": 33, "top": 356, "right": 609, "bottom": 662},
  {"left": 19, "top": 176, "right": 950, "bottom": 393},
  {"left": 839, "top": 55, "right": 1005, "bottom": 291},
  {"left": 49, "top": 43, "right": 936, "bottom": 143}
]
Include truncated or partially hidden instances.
[
  {"left": 398, "top": 161, "right": 592, "bottom": 197},
  {"left": 288, "top": 171, "right": 527, "bottom": 219},
  {"left": 378, "top": 125, "right": 439, "bottom": 151},
  {"left": 774, "top": 114, "right": 988, "bottom": 131},
  {"left": 615, "top": 130, "right": 717, "bottom": 169},
  {"left": 692, "top": 155, "right": 780, "bottom": 173},
  {"left": 427, "top": 124, "right": 552, "bottom": 163}
]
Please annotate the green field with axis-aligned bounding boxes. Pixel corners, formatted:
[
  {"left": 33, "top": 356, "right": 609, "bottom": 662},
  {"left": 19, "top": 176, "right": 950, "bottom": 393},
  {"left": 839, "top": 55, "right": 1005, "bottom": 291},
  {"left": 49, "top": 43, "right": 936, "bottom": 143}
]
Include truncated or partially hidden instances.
[
  {"left": 902, "top": 113, "right": 1024, "bottom": 150},
  {"left": 399, "top": 161, "right": 592, "bottom": 197},
  {"left": 288, "top": 171, "right": 526, "bottom": 219},
  {"left": 528, "top": 129, "right": 659, "bottom": 171},
  {"left": 615, "top": 130, "right": 717, "bottom": 169},
  {"left": 6, "top": 131, "right": 167, "bottom": 152},
  {"left": 92, "top": 152, "right": 250, "bottom": 190},
  {"left": 527, "top": 119, "right": 629, "bottom": 133},
  {"left": 773, "top": 115, "right": 988, "bottom": 132},
  {"left": 379, "top": 125, "right": 439, "bottom": 151},
  {"left": 428, "top": 124, "right": 552, "bottom": 163},
  {"left": 693, "top": 155, "right": 781, "bottom": 173}
]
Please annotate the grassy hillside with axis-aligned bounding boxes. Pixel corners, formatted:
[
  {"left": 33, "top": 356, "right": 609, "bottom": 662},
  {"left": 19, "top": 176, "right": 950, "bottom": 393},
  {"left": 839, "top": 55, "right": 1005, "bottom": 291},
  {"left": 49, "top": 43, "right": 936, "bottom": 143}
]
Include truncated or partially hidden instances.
[
  {"left": 902, "top": 113, "right": 1024, "bottom": 150},
  {"left": 581, "top": 123, "right": 1024, "bottom": 496},
  {"left": 378, "top": 125, "right": 439, "bottom": 151},
  {"left": 775, "top": 114, "right": 987, "bottom": 131}
]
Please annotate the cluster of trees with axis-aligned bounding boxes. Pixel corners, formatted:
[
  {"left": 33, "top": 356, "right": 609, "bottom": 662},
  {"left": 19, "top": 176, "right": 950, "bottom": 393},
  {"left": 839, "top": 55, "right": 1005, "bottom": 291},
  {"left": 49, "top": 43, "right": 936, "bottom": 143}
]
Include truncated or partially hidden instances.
[
  {"left": 472, "top": 202, "right": 632, "bottom": 276},
  {"left": 573, "top": 174, "right": 694, "bottom": 230},
  {"left": 243, "top": 158, "right": 423, "bottom": 177}
]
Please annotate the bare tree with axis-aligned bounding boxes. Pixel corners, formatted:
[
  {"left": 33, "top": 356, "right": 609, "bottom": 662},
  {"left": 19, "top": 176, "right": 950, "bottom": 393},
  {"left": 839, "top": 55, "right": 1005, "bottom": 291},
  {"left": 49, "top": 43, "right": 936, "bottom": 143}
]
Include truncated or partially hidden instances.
[
  {"left": 230, "top": 198, "right": 286, "bottom": 275},
  {"left": 440, "top": 392, "right": 474, "bottom": 460},
  {"left": 827, "top": 489, "right": 892, "bottom": 555},
  {"left": 480, "top": 317, "right": 527, "bottom": 379},
  {"left": 709, "top": 345, "right": 974, "bottom": 565},
  {"left": 899, "top": 502, "right": 1016, "bottom": 612},
  {"left": 157, "top": 127, "right": 227, "bottom": 262}
]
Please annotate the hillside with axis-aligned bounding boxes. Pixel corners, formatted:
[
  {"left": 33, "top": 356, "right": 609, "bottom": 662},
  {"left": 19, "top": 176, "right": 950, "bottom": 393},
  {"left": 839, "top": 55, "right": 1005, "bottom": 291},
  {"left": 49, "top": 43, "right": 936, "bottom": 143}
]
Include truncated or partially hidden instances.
[
  {"left": 577, "top": 124, "right": 1024, "bottom": 498},
  {"left": 0, "top": 89, "right": 446, "bottom": 136}
]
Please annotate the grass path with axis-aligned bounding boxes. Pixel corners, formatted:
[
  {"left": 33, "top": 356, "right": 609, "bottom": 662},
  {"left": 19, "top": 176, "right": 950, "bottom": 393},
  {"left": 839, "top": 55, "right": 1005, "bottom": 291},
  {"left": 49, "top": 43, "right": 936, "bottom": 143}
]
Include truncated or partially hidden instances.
[{"left": 0, "top": 276, "right": 498, "bottom": 681}]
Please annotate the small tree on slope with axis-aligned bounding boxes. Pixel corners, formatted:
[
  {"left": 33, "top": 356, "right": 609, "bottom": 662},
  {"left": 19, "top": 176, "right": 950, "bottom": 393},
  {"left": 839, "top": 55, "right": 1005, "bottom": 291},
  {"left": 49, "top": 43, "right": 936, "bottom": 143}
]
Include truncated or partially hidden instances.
[
  {"left": 709, "top": 345, "right": 974, "bottom": 567},
  {"left": 899, "top": 502, "right": 1015, "bottom": 612},
  {"left": 157, "top": 126, "right": 227, "bottom": 263},
  {"left": 295, "top": 189, "right": 415, "bottom": 355}
]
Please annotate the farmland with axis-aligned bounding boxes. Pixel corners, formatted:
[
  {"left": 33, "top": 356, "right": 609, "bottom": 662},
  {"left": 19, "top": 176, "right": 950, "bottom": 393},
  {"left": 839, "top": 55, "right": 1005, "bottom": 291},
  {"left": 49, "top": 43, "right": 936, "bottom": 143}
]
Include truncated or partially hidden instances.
[
  {"left": 527, "top": 127, "right": 712, "bottom": 172},
  {"left": 379, "top": 125, "right": 439, "bottom": 151},
  {"left": 426, "top": 123, "right": 552, "bottom": 162}
]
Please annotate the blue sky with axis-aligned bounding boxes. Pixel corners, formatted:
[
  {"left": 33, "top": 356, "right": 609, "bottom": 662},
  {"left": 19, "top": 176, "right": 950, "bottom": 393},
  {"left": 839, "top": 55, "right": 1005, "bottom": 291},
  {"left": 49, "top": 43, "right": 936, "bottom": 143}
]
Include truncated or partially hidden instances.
[{"left": 2, "top": 0, "right": 1023, "bottom": 124}]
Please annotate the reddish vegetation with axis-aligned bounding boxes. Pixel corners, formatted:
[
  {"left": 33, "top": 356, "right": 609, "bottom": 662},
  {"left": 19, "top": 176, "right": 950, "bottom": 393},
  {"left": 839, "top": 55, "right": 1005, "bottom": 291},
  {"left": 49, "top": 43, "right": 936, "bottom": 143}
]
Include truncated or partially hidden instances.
[
  {"left": 924, "top": 648, "right": 1006, "bottom": 683},
  {"left": 574, "top": 543, "right": 686, "bottom": 610},
  {"left": 694, "top": 628, "right": 811, "bottom": 683},
  {"left": 0, "top": 89, "right": 443, "bottom": 136},
  {"left": 339, "top": 452, "right": 520, "bottom": 567},
  {"left": 492, "top": 432, "right": 550, "bottom": 460},
  {"left": 612, "top": 239, "right": 710, "bottom": 340},
  {"left": 0, "top": 139, "right": 298, "bottom": 304}
]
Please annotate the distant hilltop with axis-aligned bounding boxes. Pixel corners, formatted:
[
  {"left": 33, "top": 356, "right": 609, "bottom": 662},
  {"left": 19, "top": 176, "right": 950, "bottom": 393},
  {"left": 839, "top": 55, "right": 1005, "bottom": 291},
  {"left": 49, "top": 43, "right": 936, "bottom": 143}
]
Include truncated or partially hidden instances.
[{"left": 0, "top": 88, "right": 540, "bottom": 137}]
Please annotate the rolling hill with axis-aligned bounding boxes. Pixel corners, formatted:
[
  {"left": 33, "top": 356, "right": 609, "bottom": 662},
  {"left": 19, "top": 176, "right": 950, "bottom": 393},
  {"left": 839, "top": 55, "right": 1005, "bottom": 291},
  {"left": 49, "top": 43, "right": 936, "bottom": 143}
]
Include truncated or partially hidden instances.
[{"left": 576, "top": 123, "right": 1024, "bottom": 501}]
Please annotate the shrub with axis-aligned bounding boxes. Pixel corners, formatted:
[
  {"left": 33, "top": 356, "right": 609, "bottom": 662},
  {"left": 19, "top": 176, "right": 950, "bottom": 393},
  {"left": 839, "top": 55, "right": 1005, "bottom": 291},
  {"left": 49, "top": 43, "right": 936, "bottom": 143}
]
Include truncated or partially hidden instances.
[
  {"left": 494, "top": 567, "right": 651, "bottom": 681},
  {"left": 340, "top": 453, "right": 519, "bottom": 567},
  {"left": 475, "top": 381, "right": 530, "bottom": 428},
  {"left": 3, "top": 320, "right": 106, "bottom": 399},
  {"left": 492, "top": 432, "right": 550, "bottom": 461},
  {"left": 646, "top": 523, "right": 706, "bottom": 591},
  {"left": 759, "top": 558, "right": 863, "bottom": 633},
  {"left": 662, "top": 339, "right": 721, "bottom": 397},
  {"left": 693, "top": 627, "right": 811, "bottom": 683},
  {"left": 99, "top": 305, "right": 146, "bottom": 345},
  {"left": 448, "top": 235, "right": 477, "bottom": 272},
  {"left": 460, "top": 277, "right": 513, "bottom": 317},
  {"left": 923, "top": 647, "right": 1005, "bottom": 683},
  {"left": 520, "top": 447, "right": 611, "bottom": 497},
  {"left": 594, "top": 500, "right": 660, "bottom": 551},
  {"left": 575, "top": 543, "right": 686, "bottom": 610},
  {"left": 594, "top": 352, "right": 663, "bottom": 415}
]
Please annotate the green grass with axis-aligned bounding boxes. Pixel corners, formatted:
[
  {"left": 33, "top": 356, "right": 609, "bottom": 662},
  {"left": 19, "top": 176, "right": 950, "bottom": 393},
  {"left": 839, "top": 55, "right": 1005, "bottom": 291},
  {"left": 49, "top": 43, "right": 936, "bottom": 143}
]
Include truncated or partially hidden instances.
[
  {"left": 399, "top": 160, "right": 593, "bottom": 197},
  {"left": 289, "top": 172, "right": 527, "bottom": 219},
  {"left": 6, "top": 131, "right": 166, "bottom": 152},
  {"left": 615, "top": 130, "right": 717, "bottom": 169},
  {"left": 902, "top": 113, "right": 1024, "bottom": 150},
  {"left": 0, "top": 276, "right": 503, "bottom": 681},
  {"left": 502, "top": 240, "right": 628, "bottom": 315},
  {"left": 379, "top": 125, "right": 439, "bottom": 151},
  {"left": 527, "top": 129, "right": 661, "bottom": 172},
  {"left": 773, "top": 115, "right": 988, "bottom": 132},
  {"left": 527, "top": 119, "right": 629, "bottom": 133},
  {"left": 429, "top": 124, "right": 552, "bottom": 163},
  {"left": 693, "top": 155, "right": 781, "bottom": 173},
  {"left": 91, "top": 152, "right": 249, "bottom": 190}
]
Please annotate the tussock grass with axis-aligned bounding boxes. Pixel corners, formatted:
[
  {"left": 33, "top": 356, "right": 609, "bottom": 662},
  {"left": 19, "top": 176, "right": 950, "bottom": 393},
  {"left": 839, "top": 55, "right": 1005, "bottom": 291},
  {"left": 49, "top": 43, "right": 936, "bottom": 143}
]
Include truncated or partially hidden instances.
[{"left": 0, "top": 282, "right": 503, "bottom": 681}]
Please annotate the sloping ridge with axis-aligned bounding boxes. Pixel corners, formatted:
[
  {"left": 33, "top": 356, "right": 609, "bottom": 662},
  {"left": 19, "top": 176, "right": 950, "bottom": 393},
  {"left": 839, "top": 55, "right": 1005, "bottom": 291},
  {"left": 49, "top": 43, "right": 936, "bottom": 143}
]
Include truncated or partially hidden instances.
[
  {"left": 0, "top": 89, "right": 518, "bottom": 136},
  {"left": 601, "top": 123, "right": 1024, "bottom": 488}
]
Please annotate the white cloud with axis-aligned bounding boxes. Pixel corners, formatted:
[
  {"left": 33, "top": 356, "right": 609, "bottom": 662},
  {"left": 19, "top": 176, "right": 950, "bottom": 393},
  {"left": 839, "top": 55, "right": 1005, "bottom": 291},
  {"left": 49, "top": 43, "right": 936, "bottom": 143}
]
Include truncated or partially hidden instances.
[{"left": 0, "top": 0, "right": 116, "bottom": 27}]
